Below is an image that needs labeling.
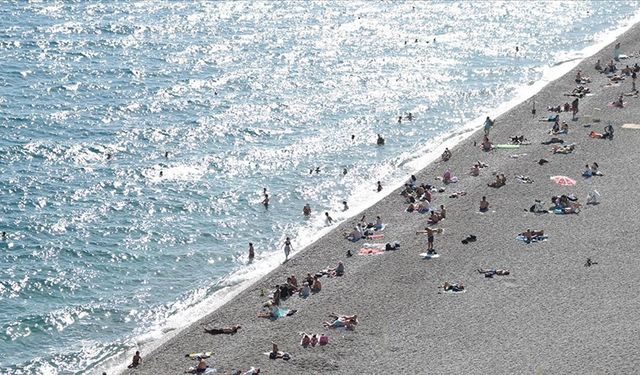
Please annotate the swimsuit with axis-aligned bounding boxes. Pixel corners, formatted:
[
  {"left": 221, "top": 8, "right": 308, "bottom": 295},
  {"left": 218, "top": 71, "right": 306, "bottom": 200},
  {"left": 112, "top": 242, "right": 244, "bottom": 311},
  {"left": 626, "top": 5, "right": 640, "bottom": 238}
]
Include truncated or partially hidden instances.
[{"left": 428, "top": 236, "right": 434, "bottom": 243}]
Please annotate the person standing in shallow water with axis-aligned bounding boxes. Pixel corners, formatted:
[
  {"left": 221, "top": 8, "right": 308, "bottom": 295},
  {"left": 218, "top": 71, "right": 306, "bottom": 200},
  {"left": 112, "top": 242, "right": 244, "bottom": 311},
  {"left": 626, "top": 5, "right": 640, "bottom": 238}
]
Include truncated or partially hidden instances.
[
  {"left": 283, "top": 237, "right": 293, "bottom": 262},
  {"left": 262, "top": 194, "right": 269, "bottom": 208},
  {"left": 377, "top": 181, "right": 383, "bottom": 192},
  {"left": 248, "top": 243, "right": 255, "bottom": 261}
]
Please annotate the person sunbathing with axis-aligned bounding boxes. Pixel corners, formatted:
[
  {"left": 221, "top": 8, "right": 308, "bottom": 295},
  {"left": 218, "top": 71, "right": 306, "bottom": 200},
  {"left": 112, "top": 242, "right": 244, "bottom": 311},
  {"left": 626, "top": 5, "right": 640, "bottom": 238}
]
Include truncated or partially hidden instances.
[
  {"left": 552, "top": 144, "right": 575, "bottom": 154},
  {"left": 323, "top": 316, "right": 357, "bottom": 330},
  {"left": 478, "top": 268, "right": 510, "bottom": 277},
  {"left": 204, "top": 324, "right": 241, "bottom": 335},
  {"left": 521, "top": 229, "right": 544, "bottom": 243},
  {"left": 442, "top": 282, "right": 464, "bottom": 292}
]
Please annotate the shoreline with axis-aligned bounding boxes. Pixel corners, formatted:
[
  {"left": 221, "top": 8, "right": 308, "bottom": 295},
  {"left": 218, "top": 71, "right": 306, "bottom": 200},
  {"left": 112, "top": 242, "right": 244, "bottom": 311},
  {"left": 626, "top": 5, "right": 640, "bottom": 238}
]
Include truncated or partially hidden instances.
[{"left": 115, "top": 20, "right": 640, "bottom": 375}]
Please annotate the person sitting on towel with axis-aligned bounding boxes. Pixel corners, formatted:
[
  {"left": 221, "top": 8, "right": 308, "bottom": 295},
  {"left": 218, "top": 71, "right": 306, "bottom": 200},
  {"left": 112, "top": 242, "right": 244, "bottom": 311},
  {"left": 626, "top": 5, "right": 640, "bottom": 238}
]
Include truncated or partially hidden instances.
[{"left": 521, "top": 229, "right": 544, "bottom": 243}]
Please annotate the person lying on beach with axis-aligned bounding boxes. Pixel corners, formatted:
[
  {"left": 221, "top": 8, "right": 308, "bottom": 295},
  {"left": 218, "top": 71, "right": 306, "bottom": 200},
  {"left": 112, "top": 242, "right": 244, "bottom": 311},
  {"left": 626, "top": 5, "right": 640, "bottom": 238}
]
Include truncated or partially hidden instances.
[
  {"left": 441, "top": 148, "right": 452, "bottom": 161},
  {"left": 521, "top": 229, "right": 545, "bottom": 243},
  {"left": 509, "top": 135, "right": 529, "bottom": 145},
  {"left": 204, "top": 325, "right": 241, "bottom": 335},
  {"left": 128, "top": 351, "right": 142, "bottom": 369},
  {"left": 442, "top": 282, "right": 464, "bottom": 292},
  {"left": 608, "top": 74, "right": 625, "bottom": 83},
  {"left": 528, "top": 199, "right": 547, "bottom": 213},
  {"left": 407, "top": 202, "right": 430, "bottom": 213},
  {"left": 478, "top": 268, "right": 510, "bottom": 277},
  {"left": 541, "top": 137, "right": 564, "bottom": 145},
  {"left": 552, "top": 144, "right": 575, "bottom": 154},
  {"left": 621, "top": 65, "right": 633, "bottom": 75},
  {"left": 323, "top": 316, "right": 357, "bottom": 330}
]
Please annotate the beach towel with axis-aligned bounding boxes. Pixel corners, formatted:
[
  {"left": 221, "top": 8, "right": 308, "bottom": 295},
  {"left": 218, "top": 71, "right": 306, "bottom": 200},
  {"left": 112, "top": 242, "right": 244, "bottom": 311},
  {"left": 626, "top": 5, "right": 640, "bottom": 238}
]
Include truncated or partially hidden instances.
[
  {"left": 185, "top": 352, "right": 213, "bottom": 359},
  {"left": 442, "top": 289, "right": 465, "bottom": 294},
  {"left": 365, "top": 234, "right": 384, "bottom": 240},
  {"left": 187, "top": 367, "right": 217, "bottom": 374},
  {"left": 516, "top": 235, "right": 548, "bottom": 243},
  {"left": 420, "top": 252, "right": 440, "bottom": 259},
  {"left": 358, "top": 248, "right": 384, "bottom": 255},
  {"left": 622, "top": 123, "right": 640, "bottom": 129},
  {"left": 495, "top": 144, "right": 520, "bottom": 149}
]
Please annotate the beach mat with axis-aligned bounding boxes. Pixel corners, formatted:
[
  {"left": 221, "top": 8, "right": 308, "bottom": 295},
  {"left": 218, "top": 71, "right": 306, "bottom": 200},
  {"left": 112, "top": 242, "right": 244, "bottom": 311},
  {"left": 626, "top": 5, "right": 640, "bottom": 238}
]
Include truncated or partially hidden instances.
[
  {"left": 622, "top": 123, "right": 640, "bottom": 129},
  {"left": 494, "top": 144, "right": 520, "bottom": 149}
]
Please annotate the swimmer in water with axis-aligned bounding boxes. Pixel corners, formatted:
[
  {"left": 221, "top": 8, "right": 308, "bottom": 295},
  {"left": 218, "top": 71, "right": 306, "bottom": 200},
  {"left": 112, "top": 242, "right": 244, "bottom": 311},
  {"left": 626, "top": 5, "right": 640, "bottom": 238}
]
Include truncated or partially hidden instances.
[
  {"left": 398, "top": 116, "right": 402, "bottom": 124},
  {"left": 343, "top": 168, "right": 347, "bottom": 176},
  {"left": 351, "top": 134, "right": 355, "bottom": 141},
  {"left": 106, "top": 153, "right": 112, "bottom": 160},
  {"left": 1, "top": 232, "right": 6, "bottom": 240},
  {"left": 263, "top": 188, "right": 268, "bottom": 197},
  {"left": 407, "top": 112, "right": 413, "bottom": 121},
  {"left": 159, "top": 170, "right": 163, "bottom": 177},
  {"left": 262, "top": 194, "right": 270, "bottom": 208},
  {"left": 248, "top": 243, "right": 255, "bottom": 261},
  {"left": 303, "top": 203, "right": 311, "bottom": 217},
  {"left": 325, "top": 212, "right": 334, "bottom": 225},
  {"left": 377, "top": 134, "right": 385, "bottom": 145},
  {"left": 165, "top": 151, "right": 169, "bottom": 158},
  {"left": 315, "top": 167, "right": 320, "bottom": 174}
]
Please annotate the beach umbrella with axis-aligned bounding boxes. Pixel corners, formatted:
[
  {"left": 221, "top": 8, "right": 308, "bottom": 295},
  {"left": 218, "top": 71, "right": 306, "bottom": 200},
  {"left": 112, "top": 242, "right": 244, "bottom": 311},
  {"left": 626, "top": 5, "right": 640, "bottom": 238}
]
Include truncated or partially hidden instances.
[{"left": 550, "top": 175, "right": 576, "bottom": 186}]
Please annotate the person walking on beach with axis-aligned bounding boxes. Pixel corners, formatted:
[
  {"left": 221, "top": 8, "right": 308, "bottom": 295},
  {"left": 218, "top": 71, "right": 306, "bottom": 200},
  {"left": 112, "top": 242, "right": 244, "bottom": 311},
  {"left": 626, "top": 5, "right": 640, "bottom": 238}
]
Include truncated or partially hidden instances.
[
  {"left": 571, "top": 98, "right": 579, "bottom": 120},
  {"left": 283, "top": 237, "right": 293, "bottom": 262},
  {"left": 483, "top": 116, "right": 494, "bottom": 135},
  {"left": 248, "top": 243, "right": 255, "bottom": 261}
]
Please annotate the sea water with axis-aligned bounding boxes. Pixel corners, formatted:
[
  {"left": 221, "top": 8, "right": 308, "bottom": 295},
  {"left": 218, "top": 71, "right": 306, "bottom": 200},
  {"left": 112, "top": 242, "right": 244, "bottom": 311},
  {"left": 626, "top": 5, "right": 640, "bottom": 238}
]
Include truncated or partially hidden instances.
[{"left": 1, "top": 1, "right": 639, "bottom": 373}]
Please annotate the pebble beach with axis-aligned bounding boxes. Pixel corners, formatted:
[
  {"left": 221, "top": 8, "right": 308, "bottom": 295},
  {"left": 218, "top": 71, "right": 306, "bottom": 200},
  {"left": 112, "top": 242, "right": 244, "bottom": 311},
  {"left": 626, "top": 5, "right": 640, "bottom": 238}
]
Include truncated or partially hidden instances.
[{"left": 122, "top": 23, "right": 640, "bottom": 375}]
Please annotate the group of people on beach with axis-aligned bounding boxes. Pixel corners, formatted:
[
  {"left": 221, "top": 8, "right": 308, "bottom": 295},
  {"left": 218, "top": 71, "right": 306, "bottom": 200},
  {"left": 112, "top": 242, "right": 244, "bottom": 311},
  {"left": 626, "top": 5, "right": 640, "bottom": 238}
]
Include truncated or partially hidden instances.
[{"left": 122, "top": 39, "right": 633, "bottom": 375}]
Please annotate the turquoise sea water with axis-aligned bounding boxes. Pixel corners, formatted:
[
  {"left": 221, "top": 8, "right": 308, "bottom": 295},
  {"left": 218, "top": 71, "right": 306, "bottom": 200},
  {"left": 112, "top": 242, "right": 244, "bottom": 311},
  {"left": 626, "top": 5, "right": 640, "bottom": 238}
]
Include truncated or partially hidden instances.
[{"left": 1, "top": 1, "right": 639, "bottom": 373}]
